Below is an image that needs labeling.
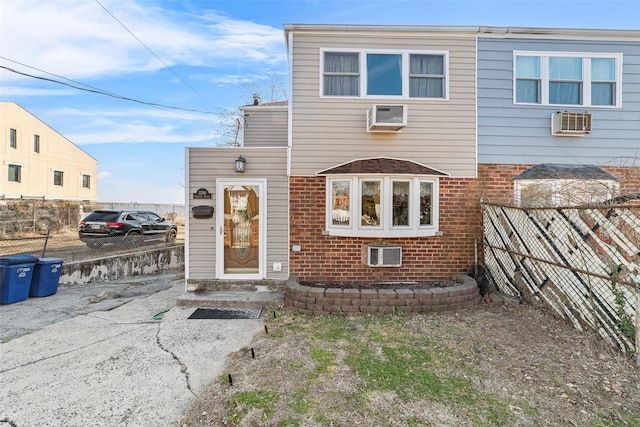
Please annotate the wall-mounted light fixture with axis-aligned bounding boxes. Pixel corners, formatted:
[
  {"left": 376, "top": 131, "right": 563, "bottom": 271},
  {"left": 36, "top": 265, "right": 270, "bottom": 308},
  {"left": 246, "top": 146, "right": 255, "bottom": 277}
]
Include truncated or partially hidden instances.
[{"left": 235, "top": 156, "right": 246, "bottom": 173}]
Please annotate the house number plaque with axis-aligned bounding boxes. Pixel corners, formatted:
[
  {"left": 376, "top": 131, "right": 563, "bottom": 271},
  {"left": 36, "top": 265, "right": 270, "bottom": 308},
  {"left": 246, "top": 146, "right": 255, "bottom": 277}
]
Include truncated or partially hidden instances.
[{"left": 193, "top": 188, "right": 212, "bottom": 199}]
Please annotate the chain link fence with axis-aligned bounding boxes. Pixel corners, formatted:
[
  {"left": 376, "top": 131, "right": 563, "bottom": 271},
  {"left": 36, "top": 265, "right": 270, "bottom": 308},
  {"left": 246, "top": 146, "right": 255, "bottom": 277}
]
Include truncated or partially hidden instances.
[
  {"left": 0, "top": 201, "right": 184, "bottom": 263},
  {"left": 482, "top": 202, "right": 639, "bottom": 361}
]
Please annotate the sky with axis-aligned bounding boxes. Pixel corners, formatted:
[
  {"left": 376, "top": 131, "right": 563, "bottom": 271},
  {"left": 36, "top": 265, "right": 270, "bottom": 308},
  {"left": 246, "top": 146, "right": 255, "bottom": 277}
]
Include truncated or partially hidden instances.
[{"left": 1, "top": 0, "right": 639, "bottom": 204}]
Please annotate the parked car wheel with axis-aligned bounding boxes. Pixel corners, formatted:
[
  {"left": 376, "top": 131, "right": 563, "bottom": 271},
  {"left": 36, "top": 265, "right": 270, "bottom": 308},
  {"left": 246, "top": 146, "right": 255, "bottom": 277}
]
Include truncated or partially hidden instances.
[
  {"left": 123, "top": 232, "right": 142, "bottom": 248},
  {"left": 35, "top": 218, "right": 51, "bottom": 235},
  {"left": 166, "top": 228, "right": 177, "bottom": 243},
  {"left": 86, "top": 239, "right": 104, "bottom": 249}
]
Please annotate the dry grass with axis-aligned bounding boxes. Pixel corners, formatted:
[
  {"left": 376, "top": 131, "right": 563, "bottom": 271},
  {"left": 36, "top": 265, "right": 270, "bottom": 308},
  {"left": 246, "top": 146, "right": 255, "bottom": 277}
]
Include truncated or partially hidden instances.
[{"left": 178, "top": 301, "right": 640, "bottom": 427}]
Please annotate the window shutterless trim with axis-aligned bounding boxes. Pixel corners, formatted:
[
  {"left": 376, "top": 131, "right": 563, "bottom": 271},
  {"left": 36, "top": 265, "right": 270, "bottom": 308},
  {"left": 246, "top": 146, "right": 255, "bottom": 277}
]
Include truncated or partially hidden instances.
[
  {"left": 513, "top": 51, "right": 623, "bottom": 108},
  {"left": 325, "top": 175, "right": 440, "bottom": 238},
  {"left": 320, "top": 48, "right": 449, "bottom": 100}
]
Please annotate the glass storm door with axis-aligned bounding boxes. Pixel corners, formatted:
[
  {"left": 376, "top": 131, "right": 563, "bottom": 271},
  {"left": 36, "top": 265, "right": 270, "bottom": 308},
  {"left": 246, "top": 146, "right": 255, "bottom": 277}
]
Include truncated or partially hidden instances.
[{"left": 216, "top": 179, "right": 265, "bottom": 279}]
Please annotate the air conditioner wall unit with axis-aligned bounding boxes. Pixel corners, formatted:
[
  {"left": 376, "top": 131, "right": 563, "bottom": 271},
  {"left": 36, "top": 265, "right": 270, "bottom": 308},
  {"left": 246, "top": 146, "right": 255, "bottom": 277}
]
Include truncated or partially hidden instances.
[
  {"left": 368, "top": 246, "right": 402, "bottom": 267},
  {"left": 367, "top": 104, "right": 407, "bottom": 132},
  {"left": 552, "top": 111, "right": 592, "bottom": 136}
]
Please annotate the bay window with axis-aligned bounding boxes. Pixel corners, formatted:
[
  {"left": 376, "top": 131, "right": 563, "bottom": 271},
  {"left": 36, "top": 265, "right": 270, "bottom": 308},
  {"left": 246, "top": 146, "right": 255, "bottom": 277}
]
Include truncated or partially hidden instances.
[
  {"left": 322, "top": 49, "right": 448, "bottom": 99},
  {"left": 326, "top": 176, "right": 440, "bottom": 237},
  {"left": 514, "top": 51, "right": 622, "bottom": 107}
]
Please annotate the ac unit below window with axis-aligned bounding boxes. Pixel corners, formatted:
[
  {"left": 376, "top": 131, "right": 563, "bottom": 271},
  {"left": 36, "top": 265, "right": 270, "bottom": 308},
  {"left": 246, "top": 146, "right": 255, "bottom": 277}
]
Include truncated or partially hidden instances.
[
  {"left": 552, "top": 111, "right": 592, "bottom": 136},
  {"left": 368, "top": 246, "right": 402, "bottom": 267},
  {"left": 367, "top": 105, "right": 407, "bottom": 132}
]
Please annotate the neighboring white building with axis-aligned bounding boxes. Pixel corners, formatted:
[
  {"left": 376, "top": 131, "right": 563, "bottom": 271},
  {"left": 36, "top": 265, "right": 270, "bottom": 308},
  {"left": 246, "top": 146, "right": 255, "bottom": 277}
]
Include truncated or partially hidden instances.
[{"left": 0, "top": 101, "right": 98, "bottom": 201}]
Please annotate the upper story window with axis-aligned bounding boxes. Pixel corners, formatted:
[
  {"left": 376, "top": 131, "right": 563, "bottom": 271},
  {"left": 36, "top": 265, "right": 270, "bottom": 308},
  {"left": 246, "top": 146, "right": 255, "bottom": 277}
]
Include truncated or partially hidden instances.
[
  {"left": 322, "top": 49, "right": 448, "bottom": 99},
  {"left": 9, "top": 129, "right": 17, "bottom": 148},
  {"left": 54, "top": 170, "right": 63, "bottom": 186},
  {"left": 326, "top": 176, "right": 439, "bottom": 238},
  {"left": 34, "top": 135, "right": 40, "bottom": 153},
  {"left": 82, "top": 174, "right": 91, "bottom": 188},
  {"left": 514, "top": 51, "right": 622, "bottom": 108},
  {"left": 8, "top": 164, "right": 21, "bottom": 182}
]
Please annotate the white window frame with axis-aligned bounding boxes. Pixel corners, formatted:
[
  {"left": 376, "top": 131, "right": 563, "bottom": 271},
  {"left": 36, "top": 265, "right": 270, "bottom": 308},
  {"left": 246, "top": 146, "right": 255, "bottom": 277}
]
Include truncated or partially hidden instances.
[
  {"left": 320, "top": 48, "right": 449, "bottom": 100},
  {"left": 513, "top": 51, "right": 623, "bottom": 108},
  {"left": 325, "top": 175, "right": 440, "bottom": 238}
]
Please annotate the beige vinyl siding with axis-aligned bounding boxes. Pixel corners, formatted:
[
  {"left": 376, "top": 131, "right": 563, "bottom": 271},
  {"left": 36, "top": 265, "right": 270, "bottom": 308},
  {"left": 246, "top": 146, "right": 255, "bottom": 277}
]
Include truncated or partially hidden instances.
[
  {"left": 288, "top": 31, "right": 477, "bottom": 178},
  {"left": 0, "top": 102, "right": 98, "bottom": 201},
  {"left": 186, "top": 147, "right": 288, "bottom": 280},
  {"left": 242, "top": 107, "right": 288, "bottom": 147}
]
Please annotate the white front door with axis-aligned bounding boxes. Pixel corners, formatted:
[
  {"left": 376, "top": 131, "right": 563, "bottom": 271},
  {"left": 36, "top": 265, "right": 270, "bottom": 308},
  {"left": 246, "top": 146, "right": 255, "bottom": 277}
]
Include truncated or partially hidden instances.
[{"left": 216, "top": 179, "right": 266, "bottom": 279}]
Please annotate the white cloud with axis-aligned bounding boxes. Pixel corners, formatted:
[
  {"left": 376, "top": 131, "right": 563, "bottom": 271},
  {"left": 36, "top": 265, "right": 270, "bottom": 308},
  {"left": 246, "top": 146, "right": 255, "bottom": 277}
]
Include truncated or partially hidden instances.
[
  {"left": 0, "top": 84, "right": 76, "bottom": 98},
  {"left": 0, "top": 0, "right": 286, "bottom": 81},
  {"left": 98, "top": 171, "right": 112, "bottom": 180},
  {"left": 40, "top": 106, "right": 225, "bottom": 145}
]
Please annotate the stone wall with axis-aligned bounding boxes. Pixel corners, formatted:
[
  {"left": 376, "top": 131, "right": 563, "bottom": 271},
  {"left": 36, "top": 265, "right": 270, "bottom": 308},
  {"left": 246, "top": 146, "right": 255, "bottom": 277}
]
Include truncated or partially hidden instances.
[
  {"left": 59, "top": 245, "right": 184, "bottom": 286},
  {"left": 285, "top": 274, "right": 481, "bottom": 315}
]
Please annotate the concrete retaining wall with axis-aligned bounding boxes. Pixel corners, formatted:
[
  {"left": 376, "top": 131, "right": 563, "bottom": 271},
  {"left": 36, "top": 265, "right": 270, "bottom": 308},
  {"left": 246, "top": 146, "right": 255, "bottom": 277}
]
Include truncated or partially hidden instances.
[
  {"left": 59, "top": 245, "right": 184, "bottom": 286},
  {"left": 285, "top": 274, "right": 481, "bottom": 315}
]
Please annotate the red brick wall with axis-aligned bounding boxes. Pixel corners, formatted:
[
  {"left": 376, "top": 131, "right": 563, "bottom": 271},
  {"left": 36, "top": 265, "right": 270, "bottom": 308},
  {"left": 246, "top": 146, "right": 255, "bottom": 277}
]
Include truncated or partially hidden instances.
[
  {"left": 477, "top": 164, "right": 640, "bottom": 204},
  {"left": 289, "top": 164, "right": 640, "bottom": 284},
  {"left": 603, "top": 166, "right": 640, "bottom": 196},
  {"left": 289, "top": 176, "right": 482, "bottom": 284}
]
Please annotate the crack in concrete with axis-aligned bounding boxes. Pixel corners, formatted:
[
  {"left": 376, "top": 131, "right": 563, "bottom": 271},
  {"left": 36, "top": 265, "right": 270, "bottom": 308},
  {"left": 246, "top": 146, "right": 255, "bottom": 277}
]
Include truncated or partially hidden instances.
[{"left": 155, "top": 322, "right": 196, "bottom": 397}]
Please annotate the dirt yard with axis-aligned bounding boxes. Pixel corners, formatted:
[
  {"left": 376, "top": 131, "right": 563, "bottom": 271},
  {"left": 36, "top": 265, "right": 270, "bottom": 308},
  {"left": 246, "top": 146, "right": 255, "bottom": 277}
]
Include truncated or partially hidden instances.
[{"left": 178, "top": 299, "right": 640, "bottom": 427}]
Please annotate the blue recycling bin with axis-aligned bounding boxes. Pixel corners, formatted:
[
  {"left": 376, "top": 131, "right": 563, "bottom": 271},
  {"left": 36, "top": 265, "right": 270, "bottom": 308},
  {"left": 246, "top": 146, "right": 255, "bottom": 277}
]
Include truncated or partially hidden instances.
[
  {"left": 0, "top": 255, "right": 38, "bottom": 304},
  {"left": 30, "top": 258, "right": 64, "bottom": 297}
]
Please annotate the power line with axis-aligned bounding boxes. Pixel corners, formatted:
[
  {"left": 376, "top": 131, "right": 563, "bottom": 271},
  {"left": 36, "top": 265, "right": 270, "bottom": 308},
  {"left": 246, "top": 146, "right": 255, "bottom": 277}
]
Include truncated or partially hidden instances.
[
  {"left": 0, "top": 64, "right": 217, "bottom": 114},
  {"left": 1, "top": 56, "right": 121, "bottom": 97},
  {"left": 94, "top": 0, "right": 216, "bottom": 110}
]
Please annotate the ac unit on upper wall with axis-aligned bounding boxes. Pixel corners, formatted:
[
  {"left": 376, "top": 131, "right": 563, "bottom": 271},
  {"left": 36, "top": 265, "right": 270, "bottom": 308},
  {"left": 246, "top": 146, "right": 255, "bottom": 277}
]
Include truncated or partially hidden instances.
[
  {"left": 551, "top": 111, "right": 592, "bottom": 136},
  {"left": 367, "top": 105, "right": 407, "bottom": 132}
]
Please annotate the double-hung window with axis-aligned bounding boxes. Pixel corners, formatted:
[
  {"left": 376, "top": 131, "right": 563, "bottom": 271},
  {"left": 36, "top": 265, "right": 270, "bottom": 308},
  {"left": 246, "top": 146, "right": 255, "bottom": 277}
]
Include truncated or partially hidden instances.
[
  {"left": 82, "top": 174, "right": 91, "bottom": 189},
  {"left": 514, "top": 51, "right": 622, "bottom": 107},
  {"left": 8, "top": 164, "right": 21, "bottom": 182},
  {"left": 327, "top": 176, "right": 439, "bottom": 237},
  {"left": 322, "top": 49, "right": 448, "bottom": 99},
  {"left": 54, "top": 170, "right": 63, "bottom": 186},
  {"left": 323, "top": 52, "right": 360, "bottom": 96}
]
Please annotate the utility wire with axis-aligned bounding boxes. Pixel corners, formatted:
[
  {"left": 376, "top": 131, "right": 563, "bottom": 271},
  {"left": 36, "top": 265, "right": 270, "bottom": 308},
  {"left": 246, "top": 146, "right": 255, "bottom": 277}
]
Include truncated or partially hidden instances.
[
  {"left": 1, "top": 56, "right": 121, "bottom": 97},
  {"left": 94, "top": 0, "right": 216, "bottom": 110},
  {"left": 0, "top": 64, "right": 217, "bottom": 114}
]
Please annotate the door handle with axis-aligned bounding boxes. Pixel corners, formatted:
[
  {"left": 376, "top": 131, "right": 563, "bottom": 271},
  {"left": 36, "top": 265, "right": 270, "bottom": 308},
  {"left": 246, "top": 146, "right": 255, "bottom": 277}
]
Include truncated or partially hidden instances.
[{"left": 219, "top": 225, "right": 223, "bottom": 235}]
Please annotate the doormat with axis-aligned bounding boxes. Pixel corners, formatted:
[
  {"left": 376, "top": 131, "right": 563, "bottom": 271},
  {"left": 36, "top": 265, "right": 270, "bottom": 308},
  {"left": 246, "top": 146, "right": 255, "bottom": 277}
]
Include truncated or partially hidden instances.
[{"left": 188, "top": 307, "right": 263, "bottom": 320}]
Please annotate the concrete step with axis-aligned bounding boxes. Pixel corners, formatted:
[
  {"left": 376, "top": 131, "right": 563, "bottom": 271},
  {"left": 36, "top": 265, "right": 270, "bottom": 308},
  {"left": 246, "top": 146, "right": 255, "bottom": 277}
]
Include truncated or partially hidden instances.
[{"left": 176, "top": 289, "right": 284, "bottom": 308}]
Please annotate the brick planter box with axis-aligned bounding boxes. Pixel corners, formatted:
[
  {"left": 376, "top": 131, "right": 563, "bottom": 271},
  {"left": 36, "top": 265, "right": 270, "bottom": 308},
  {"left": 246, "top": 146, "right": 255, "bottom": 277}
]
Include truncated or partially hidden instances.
[{"left": 285, "top": 274, "right": 481, "bottom": 316}]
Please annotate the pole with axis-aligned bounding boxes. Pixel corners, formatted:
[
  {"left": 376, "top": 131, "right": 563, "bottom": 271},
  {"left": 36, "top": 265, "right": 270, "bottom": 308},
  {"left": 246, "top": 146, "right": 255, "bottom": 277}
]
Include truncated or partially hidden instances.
[{"left": 635, "top": 282, "right": 639, "bottom": 367}]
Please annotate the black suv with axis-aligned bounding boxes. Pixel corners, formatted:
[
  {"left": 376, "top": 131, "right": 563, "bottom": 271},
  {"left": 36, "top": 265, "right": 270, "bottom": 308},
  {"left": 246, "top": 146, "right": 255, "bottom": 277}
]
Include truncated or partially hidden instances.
[{"left": 79, "top": 210, "right": 178, "bottom": 248}]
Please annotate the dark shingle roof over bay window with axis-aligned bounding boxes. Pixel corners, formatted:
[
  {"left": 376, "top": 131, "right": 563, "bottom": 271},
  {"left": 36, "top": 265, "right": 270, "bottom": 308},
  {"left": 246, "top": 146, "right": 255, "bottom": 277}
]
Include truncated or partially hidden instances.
[
  {"left": 513, "top": 164, "right": 621, "bottom": 181},
  {"left": 316, "top": 157, "right": 449, "bottom": 176}
]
